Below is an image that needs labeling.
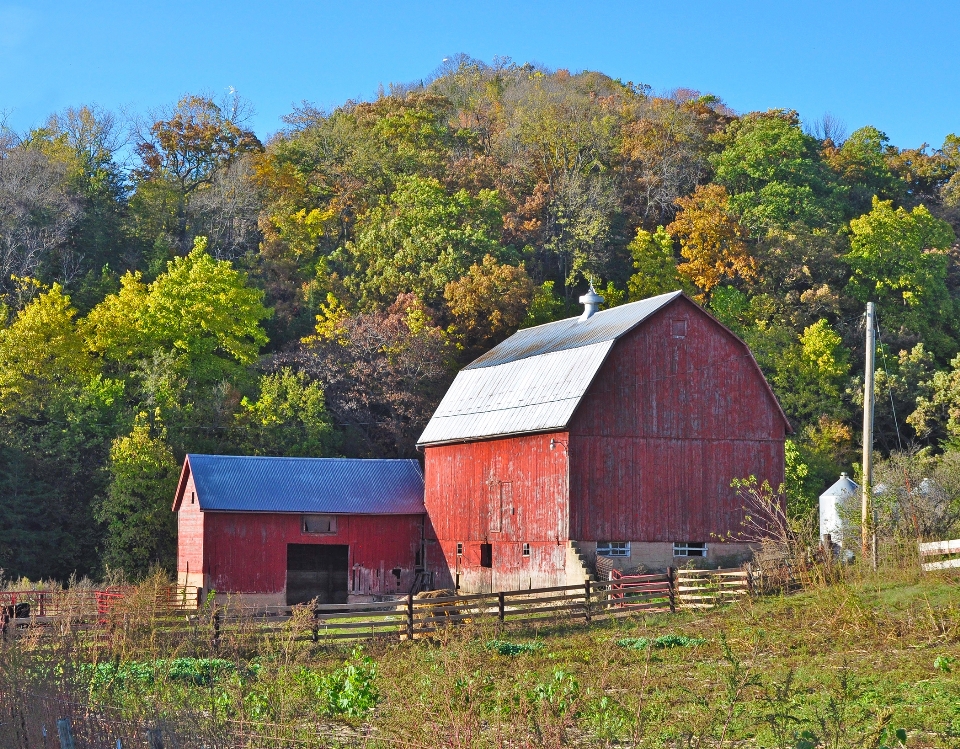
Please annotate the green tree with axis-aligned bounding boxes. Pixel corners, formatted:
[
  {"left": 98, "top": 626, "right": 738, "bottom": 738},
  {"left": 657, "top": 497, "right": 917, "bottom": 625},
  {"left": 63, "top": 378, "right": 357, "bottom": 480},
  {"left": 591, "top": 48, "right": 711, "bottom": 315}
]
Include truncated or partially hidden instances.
[
  {"left": 97, "top": 414, "right": 180, "bottom": 576},
  {"left": 844, "top": 197, "right": 956, "bottom": 357},
  {"left": 338, "top": 176, "right": 511, "bottom": 308},
  {"left": 825, "top": 126, "right": 903, "bottom": 215},
  {"left": 0, "top": 284, "right": 96, "bottom": 413},
  {"left": 85, "top": 236, "right": 271, "bottom": 384},
  {"left": 711, "top": 110, "right": 845, "bottom": 233},
  {"left": 626, "top": 226, "right": 686, "bottom": 300},
  {"left": 232, "top": 369, "right": 338, "bottom": 457},
  {"left": 771, "top": 320, "right": 851, "bottom": 423}
]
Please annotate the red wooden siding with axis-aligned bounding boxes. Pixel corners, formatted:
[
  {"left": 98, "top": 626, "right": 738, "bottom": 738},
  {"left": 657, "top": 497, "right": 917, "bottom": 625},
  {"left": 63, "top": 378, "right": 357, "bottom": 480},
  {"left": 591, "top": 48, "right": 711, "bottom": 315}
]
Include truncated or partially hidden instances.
[
  {"left": 201, "top": 513, "right": 423, "bottom": 596},
  {"left": 423, "top": 432, "right": 569, "bottom": 589},
  {"left": 568, "top": 296, "right": 786, "bottom": 541},
  {"left": 176, "top": 474, "right": 204, "bottom": 579}
]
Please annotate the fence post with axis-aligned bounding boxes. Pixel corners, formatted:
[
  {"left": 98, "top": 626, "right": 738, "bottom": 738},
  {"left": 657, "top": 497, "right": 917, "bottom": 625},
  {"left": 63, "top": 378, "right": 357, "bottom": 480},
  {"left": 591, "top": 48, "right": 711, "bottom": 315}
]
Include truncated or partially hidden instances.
[
  {"left": 406, "top": 593, "right": 414, "bottom": 640},
  {"left": 212, "top": 607, "right": 221, "bottom": 650},
  {"left": 57, "top": 718, "right": 76, "bottom": 749},
  {"left": 146, "top": 728, "right": 164, "bottom": 749},
  {"left": 584, "top": 580, "right": 592, "bottom": 624},
  {"left": 312, "top": 607, "right": 319, "bottom": 643},
  {"left": 744, "top": 563, "right": 755, "bottom": 596},
  {"left": 498, "top": 591, "right": 505, "bottom": 623},
  {"left": 667, "top": 567, "right": 677, "bottom": 613}
]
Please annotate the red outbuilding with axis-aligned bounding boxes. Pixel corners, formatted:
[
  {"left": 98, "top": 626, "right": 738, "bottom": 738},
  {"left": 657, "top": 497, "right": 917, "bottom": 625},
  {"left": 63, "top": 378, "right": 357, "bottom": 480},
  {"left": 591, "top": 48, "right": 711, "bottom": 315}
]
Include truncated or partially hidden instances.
[
  {"left": 417, "top": 289, "right": 791, "bottom": 593},
  {"left": 173, "top": 455, "right": 426, "bottom": 605}
]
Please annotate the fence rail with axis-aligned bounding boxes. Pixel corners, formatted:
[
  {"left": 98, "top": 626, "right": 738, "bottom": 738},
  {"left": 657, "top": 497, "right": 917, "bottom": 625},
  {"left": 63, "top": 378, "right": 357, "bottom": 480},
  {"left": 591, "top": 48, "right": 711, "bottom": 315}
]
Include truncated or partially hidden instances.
[
  {"left": 919, "top": 538, "right": 960, "bottom": 571},
  {"left": 2, "top": 568, "right": 753, "bottom": 643}
]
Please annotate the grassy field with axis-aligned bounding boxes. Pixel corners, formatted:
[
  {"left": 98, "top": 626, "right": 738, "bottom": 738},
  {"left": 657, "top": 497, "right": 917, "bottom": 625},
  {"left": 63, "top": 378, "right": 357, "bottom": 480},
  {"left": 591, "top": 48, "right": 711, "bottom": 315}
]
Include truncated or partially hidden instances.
[{"left": 3, "top": 567, "right": 960, "bottom": 748}]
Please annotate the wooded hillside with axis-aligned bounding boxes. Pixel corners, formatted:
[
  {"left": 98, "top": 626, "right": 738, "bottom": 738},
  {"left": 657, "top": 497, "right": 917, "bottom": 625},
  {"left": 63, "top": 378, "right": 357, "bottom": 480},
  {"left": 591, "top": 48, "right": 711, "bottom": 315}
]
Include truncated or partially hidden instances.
[{"left": 3, "top": 56, "right": 960, "bottom": 580}]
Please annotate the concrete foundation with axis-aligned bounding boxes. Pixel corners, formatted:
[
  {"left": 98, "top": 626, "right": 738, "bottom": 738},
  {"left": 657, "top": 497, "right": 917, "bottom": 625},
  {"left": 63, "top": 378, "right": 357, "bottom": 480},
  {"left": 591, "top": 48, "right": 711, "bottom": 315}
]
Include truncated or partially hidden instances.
[{"left": 577, "top": 541, "right": 755, "bottom": 574}]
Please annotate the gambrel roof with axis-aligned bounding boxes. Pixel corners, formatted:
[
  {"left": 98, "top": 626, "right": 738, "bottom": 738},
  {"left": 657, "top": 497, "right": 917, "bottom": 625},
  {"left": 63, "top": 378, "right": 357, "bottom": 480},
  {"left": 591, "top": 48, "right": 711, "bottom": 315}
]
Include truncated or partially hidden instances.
[
  {"left": 418, "top": 292, "right": 684, "bottom": 446},
  {"left": 417, "top": 290, "right": 790, "bottom": 446}
]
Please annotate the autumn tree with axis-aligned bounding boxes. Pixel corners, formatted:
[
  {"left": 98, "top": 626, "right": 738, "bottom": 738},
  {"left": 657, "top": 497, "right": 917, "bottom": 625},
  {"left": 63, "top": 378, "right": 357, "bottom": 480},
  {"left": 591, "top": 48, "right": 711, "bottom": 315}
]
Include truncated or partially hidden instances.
[
  {"left": 445, "top": 254, "right": 534, "bottom": 353},
  {"left": 132, "top": 93, "right": 262, "bottom": 256},
  {"left": 667, "top": 184, "right": 756, "bottom": 298},
  {"left": 291, "top": 294, "right": 453, "bottom": 457}
]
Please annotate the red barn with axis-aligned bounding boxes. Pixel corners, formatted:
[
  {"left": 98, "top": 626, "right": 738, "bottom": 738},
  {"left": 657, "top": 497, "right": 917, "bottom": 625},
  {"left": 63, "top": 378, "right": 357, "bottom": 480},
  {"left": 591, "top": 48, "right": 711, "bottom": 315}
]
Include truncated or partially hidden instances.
[
  {"left": 417, "top": 289, "right": 790, "bottom": 593},
  {"left": 173, "top": 455, "right": 426, "bottom": 605}
]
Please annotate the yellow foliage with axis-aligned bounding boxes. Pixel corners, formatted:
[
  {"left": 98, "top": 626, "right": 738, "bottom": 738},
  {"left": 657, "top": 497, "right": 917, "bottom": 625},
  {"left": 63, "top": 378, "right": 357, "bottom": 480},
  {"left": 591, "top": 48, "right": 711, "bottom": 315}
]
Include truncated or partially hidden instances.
[{"left": 667, "top": 184, "right": 756, "bottom": 299}]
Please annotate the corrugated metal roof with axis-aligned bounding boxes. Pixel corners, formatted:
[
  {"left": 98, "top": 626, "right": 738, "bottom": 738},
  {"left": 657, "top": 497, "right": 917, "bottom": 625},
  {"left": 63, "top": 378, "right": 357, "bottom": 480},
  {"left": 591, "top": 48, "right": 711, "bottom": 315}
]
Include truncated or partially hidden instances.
[
  {"left": 418, "top": 292, "right": 684, "bottom": 446},
  {"left": 466, "top": 291, "right": 682, "bottom": 369},
  {"left": 186, "top": 455, "right": 425, "bottom": 514},
  {"left": 418, "top": 342, "right": 613, "bottom": 445}
]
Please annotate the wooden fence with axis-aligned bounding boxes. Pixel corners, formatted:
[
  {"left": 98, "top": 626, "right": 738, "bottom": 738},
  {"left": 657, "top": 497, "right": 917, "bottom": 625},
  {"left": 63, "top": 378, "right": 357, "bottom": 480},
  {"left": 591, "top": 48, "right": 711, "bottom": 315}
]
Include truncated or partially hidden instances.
[
  {"left": 3, "top": 568, "right": 752, "bottom": 643},
  {"left": 919, "top": 539, "right": 960, "bottom": 571}
]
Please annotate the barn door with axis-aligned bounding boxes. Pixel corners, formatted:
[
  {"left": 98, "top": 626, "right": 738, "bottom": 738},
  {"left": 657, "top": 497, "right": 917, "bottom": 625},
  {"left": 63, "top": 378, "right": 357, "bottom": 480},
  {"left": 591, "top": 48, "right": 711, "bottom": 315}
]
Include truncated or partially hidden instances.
[
  {"left": 488, "top": 481, "right": 502, "bottom": 533},
  {"left": 286, "top": 544, "right": 349, "bottom": 605},
  {"left": 488, "top": 481, "right": 513, "bottom": 534}
]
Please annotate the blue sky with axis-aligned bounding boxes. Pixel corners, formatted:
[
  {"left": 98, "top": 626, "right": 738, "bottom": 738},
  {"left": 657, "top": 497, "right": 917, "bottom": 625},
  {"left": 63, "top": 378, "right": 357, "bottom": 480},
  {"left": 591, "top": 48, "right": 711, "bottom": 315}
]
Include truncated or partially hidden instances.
[{"left": 1, "top": 0, "right": 958, "bottom": 148}]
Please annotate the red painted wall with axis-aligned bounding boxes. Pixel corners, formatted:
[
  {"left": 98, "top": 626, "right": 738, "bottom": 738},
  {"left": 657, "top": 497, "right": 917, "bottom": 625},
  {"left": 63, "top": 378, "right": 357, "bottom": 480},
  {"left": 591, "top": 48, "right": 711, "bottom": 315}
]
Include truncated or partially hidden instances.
[
  {"left": 423, "top": 432, "right": 569, "bottom": 590},
  {"left": 200, "top": 513, "right": 423, "bottom": 596},
  {"left": 176, "top": 474, "right": 204, "bottom": 580},
  {"left": 568, "top": 296, "right": 786, "bottom": 542}
]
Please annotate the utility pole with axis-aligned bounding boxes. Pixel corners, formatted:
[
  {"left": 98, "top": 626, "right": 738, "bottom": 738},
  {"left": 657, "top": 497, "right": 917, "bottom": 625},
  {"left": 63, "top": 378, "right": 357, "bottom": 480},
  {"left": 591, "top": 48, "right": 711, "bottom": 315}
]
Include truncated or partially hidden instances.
[{"left": 862, "top": 302, "right": 876, "bottom": 568}]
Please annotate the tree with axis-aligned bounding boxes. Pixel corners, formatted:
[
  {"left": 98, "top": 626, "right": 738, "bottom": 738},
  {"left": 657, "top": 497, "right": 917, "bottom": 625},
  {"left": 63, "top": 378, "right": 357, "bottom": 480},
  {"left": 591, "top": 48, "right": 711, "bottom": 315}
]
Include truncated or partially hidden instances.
[
  {"left": 97, "top": 415, "right": 180, "bottom": 576},
  {"left": 0, "top": 146, "right": 80, "bottom": 306},
  {"left": 444, "top": 254, "right": 534, "bottom": 353},
  {"left": 132, "top": 93, "right": 262, "bottom": 254},
  {"left": 337, "top": 176, "right": 511, "bottom": 308},
  {"left": 771, "top": 320, "right": 850, "bottom": 424},
  {"left": 0, "top": 284, "right": 95, "bottom": 413},
  {"left": 85, "top": 236, "right": 271, "bottom": 384},
  {"left": 25, "top": 105, "right": 129, "bottom": 304},
  {"left": 824, "top": 126, "right": 903, "bottom": 215},
  {"left": 232, "top": 369, "right": 338, "bottom": 457},
  {"left": 711, "top": 110, "right": 845, "bottom": 233},
  {"left": 844, "top": 197, "right": 956, "bottom": 357},
  {"left": 291, "top": 294, "right": 453, "bottom": 457},
  {"left": 626, "top": 226, "right": 685, "bottom": 300},
  {"left": 667, "top": 184, "right": 756, "bottom": 298}
]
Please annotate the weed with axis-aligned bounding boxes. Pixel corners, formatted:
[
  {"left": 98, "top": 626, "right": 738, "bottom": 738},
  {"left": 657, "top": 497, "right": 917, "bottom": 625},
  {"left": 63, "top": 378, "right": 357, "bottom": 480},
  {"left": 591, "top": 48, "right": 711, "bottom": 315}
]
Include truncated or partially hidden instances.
[
  {"left": 616, "top": 634, "right": 706, "bottom": 650},
  {"left": 486, "top": 639, "right": 544, "bottom": 656}
]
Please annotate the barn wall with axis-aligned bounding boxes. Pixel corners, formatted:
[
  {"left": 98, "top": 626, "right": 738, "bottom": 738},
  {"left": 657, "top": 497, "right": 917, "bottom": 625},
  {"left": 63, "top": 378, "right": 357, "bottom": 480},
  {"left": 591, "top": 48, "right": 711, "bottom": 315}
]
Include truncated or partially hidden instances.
[
  {"left": 568, "top": 296, "right": 786, "bottom": 548},
  {"left": 176, "top": 473, "right": 206, "bottom": 589},
  {"left": 201, "top": 513, "right": 423, "bottom": 601},
  {"left": 423, "top": 432, "right": 571, "bottom": 592}
]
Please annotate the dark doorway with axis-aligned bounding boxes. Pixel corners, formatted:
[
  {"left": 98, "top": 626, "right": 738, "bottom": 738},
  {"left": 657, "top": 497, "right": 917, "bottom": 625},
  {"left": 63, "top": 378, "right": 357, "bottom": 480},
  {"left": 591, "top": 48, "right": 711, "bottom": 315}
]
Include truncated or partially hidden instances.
[{"left": 286, "top": 544, "right": 349, "bottom": 605}]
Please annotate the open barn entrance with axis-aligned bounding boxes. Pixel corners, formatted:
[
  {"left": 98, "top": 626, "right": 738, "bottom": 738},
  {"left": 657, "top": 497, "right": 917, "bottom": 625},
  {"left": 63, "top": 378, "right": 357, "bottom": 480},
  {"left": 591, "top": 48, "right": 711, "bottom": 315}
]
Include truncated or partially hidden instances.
[{"left": 286, "top": 544, "right": 349, "bottom": 605}]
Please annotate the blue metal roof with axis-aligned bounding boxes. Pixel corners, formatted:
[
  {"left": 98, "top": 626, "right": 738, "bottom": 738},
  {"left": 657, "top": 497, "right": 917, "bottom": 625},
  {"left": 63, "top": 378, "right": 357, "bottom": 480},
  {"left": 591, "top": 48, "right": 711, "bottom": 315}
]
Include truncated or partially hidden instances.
[{"left": 185, "top": 455, "right": 425, "bottom": 514}]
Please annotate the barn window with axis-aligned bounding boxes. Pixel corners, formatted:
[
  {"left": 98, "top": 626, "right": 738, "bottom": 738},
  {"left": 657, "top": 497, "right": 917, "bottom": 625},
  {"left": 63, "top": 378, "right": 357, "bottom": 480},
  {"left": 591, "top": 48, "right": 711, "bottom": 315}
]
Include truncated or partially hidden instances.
[
  {"left": 302, "top": 514, "right": 337, "bottom": 534},
  {"left": 597, "top": 541, "right": 630, "bottom": 557},
  {"left": 190, "top": 491, "right": 195, "bottom": 504},
  {"left": 522, "top": 543, "right": 531, "bottom": 557},
  {"left": 456, "top": 542, "right": 463, "bottom": 557},
  {"left": 671, "top": 319, "right": 687, "bottom": 338},
  {"left": 673, "top": 542, "right": 707, "bottom": 557},
  {"left": 480, "top": 543, "right": 493, "bottom": 568}
]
